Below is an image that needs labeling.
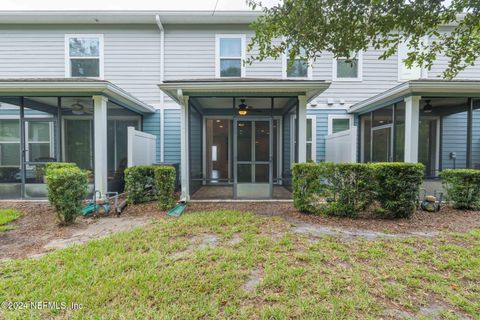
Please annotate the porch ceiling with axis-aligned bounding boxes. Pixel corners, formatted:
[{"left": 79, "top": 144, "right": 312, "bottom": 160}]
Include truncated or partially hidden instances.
[
  {"left": 158, "top": 78, "right": 331, "bottom": 105},
  {"left": 0, "top": 78, "right": 155, "bottom": 114},
  {"left": 349, "top": 79, "right": 480, "bottom": 114}
]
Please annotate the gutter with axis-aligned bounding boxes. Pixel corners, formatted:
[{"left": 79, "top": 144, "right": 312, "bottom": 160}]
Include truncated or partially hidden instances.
[{"left": 155, "top": 14, "right": 166, "bottom": 161}]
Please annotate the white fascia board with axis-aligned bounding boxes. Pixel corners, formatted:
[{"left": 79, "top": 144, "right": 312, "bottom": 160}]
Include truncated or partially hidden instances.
[
  {"left": 349, "top": 80, "right": 480, "bottom": 114},
  {"left": 0, "top": 81, "right": 155, "bottom": 113},
  {"left": 158, "top": 81, "right": 331, "bottom": 104}
]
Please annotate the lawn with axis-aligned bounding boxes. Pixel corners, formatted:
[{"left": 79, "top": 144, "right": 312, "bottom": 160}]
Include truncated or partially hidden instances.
[
  {"left": 0, "top": 210, "right": 479, "bottom": 319},
  {"left": 0, "top": 209, "right": 21, "bottom": 232}
]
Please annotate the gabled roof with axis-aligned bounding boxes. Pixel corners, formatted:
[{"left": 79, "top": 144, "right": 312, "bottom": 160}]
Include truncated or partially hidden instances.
[
  {"left": 159, "top": 78, "right": 331, "bottom": 104},
  {"left": 0, "top": 10, "right": 261, "bottom": 25},
  {"left": 349, "top": 79, "right": 480, "bottom": 114},
  {"left": 0, "top": 78, "right": 155, "bottom": 113}
]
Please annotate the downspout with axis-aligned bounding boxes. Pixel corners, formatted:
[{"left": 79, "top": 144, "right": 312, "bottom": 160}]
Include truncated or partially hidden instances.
[{"left": 155, "top": 14, "right": 165, "bottom": 162}]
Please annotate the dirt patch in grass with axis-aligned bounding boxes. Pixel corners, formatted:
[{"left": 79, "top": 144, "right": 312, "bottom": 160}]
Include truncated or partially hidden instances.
[
  {"left": 0, "top": 201, "right": 166, "bottom": 260},
  {"left": 187, "top": 202, "right": 480, "bottom": 234}
]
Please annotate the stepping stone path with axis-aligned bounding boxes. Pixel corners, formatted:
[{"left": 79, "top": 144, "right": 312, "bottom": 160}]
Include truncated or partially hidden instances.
[
  {"left": 170, "top": 233, "right": 219, "bottom": 259},
  {"left": 291, "top": 222, "right": 438, "bottom": 241},
  {"left": 228, "top": 233, "right": 242, "bottom": 245},
  {"left": 243, "top": 267, "right": 263, "bottom": 293}
]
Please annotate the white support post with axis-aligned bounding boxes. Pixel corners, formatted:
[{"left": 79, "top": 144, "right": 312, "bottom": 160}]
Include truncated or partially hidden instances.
[
  {"left": 180, "top": 95, "right": 190, "bottom": 201},
  {"left": 404, "top": 96, "right": 420, "bottom": 163},
  {"left": 297, "top": 95, "right": 307, "bottom": 163},
  {"left": 93, "top": 95, "right": 108, "bottom": 195}
]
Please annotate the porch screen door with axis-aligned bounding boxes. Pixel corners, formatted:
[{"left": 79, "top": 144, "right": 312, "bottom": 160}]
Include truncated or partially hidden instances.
[
  {"left": 22, "top": 118, "right": 58, "bottom": 198},
  {"left": 234, "top": 118, "right": 273, "bottom": 199}
]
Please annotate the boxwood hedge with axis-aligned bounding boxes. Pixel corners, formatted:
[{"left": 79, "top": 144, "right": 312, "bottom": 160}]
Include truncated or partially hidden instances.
[
  {"left": 293, "top": 162, "right": 424, "bottom": 218},
  {"left": 440, "top": 169, "right": 480, "bottom": 210},
  {"left": 45, "top": 164, "right": 89, "bottom": 224}
]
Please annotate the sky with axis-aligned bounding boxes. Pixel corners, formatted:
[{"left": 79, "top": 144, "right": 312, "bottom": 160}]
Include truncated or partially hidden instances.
[{"left": 0, "top": 0, "right": 278, "bottom": 11}]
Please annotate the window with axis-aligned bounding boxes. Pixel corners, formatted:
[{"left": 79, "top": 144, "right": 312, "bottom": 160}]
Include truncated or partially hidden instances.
[
  {"left": 398, "top": 40, "right": 423, "bottom": 81},
  {"left": 283, "top": 47, "right": 311, "bottom": 78},
  {"left": 65, "top": 34, "right": 103, "bottom": 78},
  {"left": 328, "top": 115, "right": 352, "bottom": 135},
  {"left": 27, "top": 121, "right": 54, "bottom": 162},
  {"left": 333, "top": 52, "right": 362, "bottom": 81},
  {"left": 0, "top": 119, "right": 20, "bottom": 166},
  {"left": 291, "top": 115, "right": 316, "bottom": 162},
  {"left": 306, "top": 116, "right": 316, "bottom": 162},
  {"left": 216, "top": 35, "right": 245, "bottom": 78}
]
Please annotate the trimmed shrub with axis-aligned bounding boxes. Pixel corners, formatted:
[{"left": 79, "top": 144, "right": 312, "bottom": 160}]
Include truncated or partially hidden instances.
[
  {"left": 440, "top": 169, "right": 480, "bottom": 210},
  {"left": 293, "top": 162, "right": 374, "bottom": 217},
  {"left": 124, "top": 165, "right": 157, "bottom": 204},
  {"left": 45, "top": 165, "right": 89, "bottom": 224},
  {"left": 371, "top": 162, "right": 424, "bottom": 218},
  {"left": 326, "top": 163, "right": 375, "bottom": 217},
  {"left": 44, "top": 162, "right": 77, "bottom": 176},
  {"left": 154, "top": 166, "right": 177, "bottom": 210},
  {"left": 292, "top": 162, "right": 332, "bottom": 212}
]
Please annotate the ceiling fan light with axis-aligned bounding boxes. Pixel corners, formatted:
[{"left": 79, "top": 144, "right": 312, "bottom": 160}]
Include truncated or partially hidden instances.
[
  {"left": 72, "top": 109, "right": 84, "bottom": 115},
  {"left": 423, "top": 100, "right": 433, "bottom": 113}
]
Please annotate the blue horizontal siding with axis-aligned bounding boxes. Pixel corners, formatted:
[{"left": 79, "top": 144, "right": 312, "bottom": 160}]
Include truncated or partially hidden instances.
[
  {"left": 164, "top": 109, "right": 181, "bottom": 164},
  {"left": 442, "top": 112, "right": 468, "bottom": 169},
  {"left": 307, "top": 109, "right": 348, "bottom": 162},
  {"left": 473, "top": 110, "right": 480, "bottom": 168},
  {"left": 142, "top": 110, "right": 161, "bottom": 163}
]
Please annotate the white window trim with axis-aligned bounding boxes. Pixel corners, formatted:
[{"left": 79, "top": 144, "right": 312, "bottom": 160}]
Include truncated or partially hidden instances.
[
  {"left": 282, "top": 52, "right": 313, "bottom": 79},
  {"left": 306, "top": 115, "right": 316, "bottom": 162},
  {"left": 65, "top": 34, "right": 104, "bottom": 79},
  {"left": 397, "top": 37, "right": 428, "bottom": 82},
  {"left": 328, "top": 114, "right": 354, "bottom": 135},
  {"left": 332, "top": 52, "right": 363, "bottom": 82},
  {"left": 290, "top": 114, "right": 317, "bottom": 163},
  {"left": 215, "top": 34, "right": 246, "bottom": 78}
]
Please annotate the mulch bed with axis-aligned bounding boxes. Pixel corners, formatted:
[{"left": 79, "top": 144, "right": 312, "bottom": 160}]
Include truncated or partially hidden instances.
[
  {"left": 0, "top": 201, "right": 165, "bottom": 260},
  {"left": 187, "top": 202, "right": 480, "bottom": 234},
  {"left": 1, "top": 200, "right": 478, "bottom": 260}
]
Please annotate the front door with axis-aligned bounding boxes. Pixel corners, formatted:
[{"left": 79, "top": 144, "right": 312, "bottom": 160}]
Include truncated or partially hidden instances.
[{"left": 234, "top": 118, "right": 273, "bottom": 199}]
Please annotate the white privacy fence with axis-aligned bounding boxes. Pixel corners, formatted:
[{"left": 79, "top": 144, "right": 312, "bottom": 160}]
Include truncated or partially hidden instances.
[
  {"left": 325, "top": 126, "right": 358, "bottom": 163},
  {"left": 127, "top": 127, "right": 157, "bottom": 167}
]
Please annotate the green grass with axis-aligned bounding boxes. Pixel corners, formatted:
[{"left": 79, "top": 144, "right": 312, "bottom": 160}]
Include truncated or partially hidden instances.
[
  {"left": 0, "top": 210, "right": 479, "bottom": 319},
  {"left": 0, "top": 209, "right": 21, "bottom": 232}
]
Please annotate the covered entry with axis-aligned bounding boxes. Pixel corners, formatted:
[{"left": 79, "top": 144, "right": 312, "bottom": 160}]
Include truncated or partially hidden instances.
[
  {"left": 159, "top": 79, "right": 330, "bottom": 200},
  {"left": 0, "top": 79, "right": 155, "bottom": 199}
]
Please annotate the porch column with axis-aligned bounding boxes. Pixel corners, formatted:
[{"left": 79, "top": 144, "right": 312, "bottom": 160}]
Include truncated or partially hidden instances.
[
  {"left": 404, "top": 96, "right": 420, "bottom": 163},
  {"left": 180, "top": 95, "right": 190, "bottom": 201},
  {"left": 297, "top": 95, "right": 307, "bottom": 163},
  {"left": 93, "top": 95, "right": 108, "bottom": 195}
]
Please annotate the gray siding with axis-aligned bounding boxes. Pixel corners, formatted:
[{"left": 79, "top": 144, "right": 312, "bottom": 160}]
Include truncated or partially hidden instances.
[
  {"left": 0, "top": 24, "right": 161, "bottom": 106},
  {"left": 163, "top": 109, "right": 181, "bottom": 164}
]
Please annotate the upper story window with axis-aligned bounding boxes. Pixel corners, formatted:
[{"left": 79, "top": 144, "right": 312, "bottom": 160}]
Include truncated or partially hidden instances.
[
  {"left": 398, "top": 40, "right": 424, "bottom": 81},
  {"left": 65, "top": 34, "right": 104, "bottom": 78},
  {"left": 216, "top": 34, "right": 245, "bottom": 78},
  {"left": 283, "top": 46, "right": 312, "bottom": 79},
  {"left": 333, "top": 52, "right": 362, "bottom": 81}
]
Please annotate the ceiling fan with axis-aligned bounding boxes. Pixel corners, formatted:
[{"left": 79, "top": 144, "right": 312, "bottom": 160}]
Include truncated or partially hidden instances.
[
  {"left": 237, "top": 99, "right": 262, "bottom": 116},
  {"left": 423, "top": 99, "right": 433, "bottom": 113},
  {"left": 64, "top": 99, "right": 92, "bottom": 115}
]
